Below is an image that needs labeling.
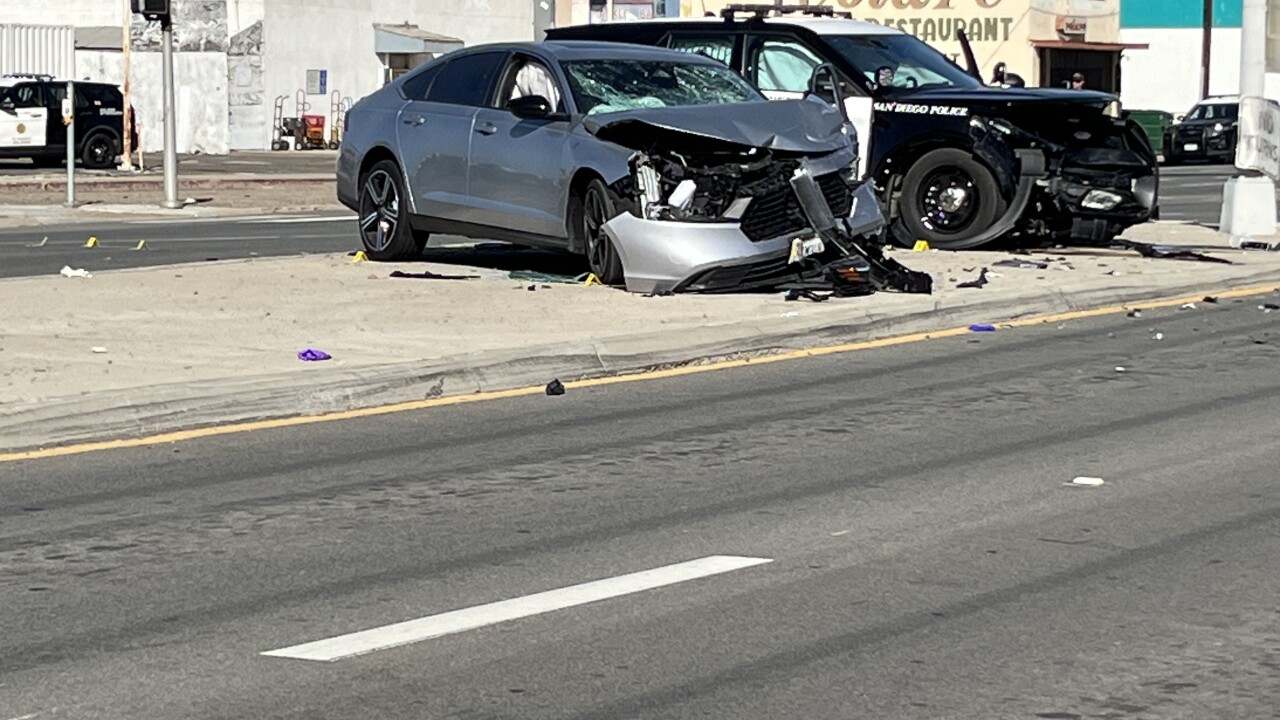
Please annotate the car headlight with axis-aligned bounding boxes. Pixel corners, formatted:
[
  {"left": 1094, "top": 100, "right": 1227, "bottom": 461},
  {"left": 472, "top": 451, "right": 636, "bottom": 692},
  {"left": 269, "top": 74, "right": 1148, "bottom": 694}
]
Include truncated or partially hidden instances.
[
  {"left": 1103, "top": 100, "right": 1122, "bottom": 118},
  {"left": 1209, "top": 122, "right": 1226, "bottom": 135},
  {"left": 1082, "top": 189, "right": 1123, "bottom": 211}
]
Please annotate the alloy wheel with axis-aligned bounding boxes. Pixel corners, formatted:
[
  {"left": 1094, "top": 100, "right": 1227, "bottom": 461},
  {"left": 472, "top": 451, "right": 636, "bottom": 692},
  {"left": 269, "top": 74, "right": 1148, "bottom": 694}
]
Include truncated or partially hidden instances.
[{"left": 359, "top": 169, "right": 400, "bottom": 252}]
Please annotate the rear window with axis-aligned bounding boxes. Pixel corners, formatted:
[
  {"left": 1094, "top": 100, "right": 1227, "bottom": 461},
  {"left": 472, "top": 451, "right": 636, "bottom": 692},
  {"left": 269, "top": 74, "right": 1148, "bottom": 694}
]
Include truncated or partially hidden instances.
[{"left": 427, "top": 51, "right": 507, "bottom": 106}]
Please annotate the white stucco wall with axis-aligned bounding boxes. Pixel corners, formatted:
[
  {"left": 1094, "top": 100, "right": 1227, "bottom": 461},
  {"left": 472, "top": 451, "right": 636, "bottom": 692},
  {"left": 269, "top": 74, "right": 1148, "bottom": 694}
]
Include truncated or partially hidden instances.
[
  {"left": 77, "top": 50, "right": 230, "bottom": 154},
  {"left": 1119, "top": 27, "right": 1280, "bottom": 114},
  {"left": 0, "top": 4, "right": 124, "bottom": 27}
]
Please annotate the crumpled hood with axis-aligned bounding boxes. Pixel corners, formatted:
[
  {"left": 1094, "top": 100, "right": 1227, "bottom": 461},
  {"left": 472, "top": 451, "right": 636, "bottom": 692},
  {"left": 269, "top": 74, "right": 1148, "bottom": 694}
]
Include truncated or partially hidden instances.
[{"left": 583, "top": 97, "right": 850, "bottom": 155}]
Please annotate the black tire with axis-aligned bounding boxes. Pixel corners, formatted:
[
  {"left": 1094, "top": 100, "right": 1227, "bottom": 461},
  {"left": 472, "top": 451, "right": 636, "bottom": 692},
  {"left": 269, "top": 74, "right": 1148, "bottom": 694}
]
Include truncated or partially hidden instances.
[
  {"left": 328, "top": 141, "right": 340, "bottom": 150},
  {"left": 897, "top": 148, "right": 1006, "bottom": 250},
  {"left": 572, "top": 178, "right": 623, "bottom": 286},
  {"left": 81, "top": 132, "right": 118, "bottom": 170},
  {"left": 357, "top": 159, "right": 422, "bottom": 261}
]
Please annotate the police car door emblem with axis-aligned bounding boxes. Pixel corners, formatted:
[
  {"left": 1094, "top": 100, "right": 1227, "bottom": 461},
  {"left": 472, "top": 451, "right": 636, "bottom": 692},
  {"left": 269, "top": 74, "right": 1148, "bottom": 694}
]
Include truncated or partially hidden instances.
[{"left": 15, "top": 123, "right": 25, "bottom": 134}]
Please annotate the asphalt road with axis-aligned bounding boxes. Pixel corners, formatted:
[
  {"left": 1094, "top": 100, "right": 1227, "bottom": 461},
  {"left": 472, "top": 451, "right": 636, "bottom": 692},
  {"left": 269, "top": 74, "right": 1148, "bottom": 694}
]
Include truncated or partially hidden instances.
[{"left": 3, "top": 299, "right": 1279, "bottom": 719}]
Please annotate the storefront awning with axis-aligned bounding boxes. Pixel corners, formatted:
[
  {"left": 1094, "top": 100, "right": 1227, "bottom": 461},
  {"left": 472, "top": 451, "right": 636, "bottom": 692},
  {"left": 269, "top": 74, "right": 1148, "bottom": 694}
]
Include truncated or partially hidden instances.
[
  {"left": 1030, "top": 40, "right": 1150, "bottom": 52},
  {"left": 373, "top": 24, "right": 464, "bottom": 55}
]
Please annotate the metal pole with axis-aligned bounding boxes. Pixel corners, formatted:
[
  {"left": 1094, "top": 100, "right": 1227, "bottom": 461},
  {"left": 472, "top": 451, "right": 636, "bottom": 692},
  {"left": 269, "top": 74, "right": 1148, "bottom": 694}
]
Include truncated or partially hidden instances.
[
  {"left": 1219, "top": 0, "right": 1276, "bottom": 238},
  {"left": 120, "top": 0, "right": 134, "bottom": 171},
  {"left": 160, "top": 17, "right": 180, "bottom": 209},
  {"left": 1200, "top": 0, "right": 1213, "bottom": 99},
  {"left": 65, "top": 80, "right": 75, "bottom": 207}
]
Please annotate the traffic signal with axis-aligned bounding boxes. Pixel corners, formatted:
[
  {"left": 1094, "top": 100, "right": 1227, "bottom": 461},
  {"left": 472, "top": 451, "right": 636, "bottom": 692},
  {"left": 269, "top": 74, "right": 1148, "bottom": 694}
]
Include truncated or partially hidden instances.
[{"left": 131, "top": 0, "right": 171, "bottom": 23}]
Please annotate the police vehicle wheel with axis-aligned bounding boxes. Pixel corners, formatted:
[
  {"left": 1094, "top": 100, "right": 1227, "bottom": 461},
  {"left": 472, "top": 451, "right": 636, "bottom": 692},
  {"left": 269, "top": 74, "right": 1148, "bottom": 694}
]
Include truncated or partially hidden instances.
[
  {"left": 898, "top": 149, "right": 1005, "bottom": 250},
  {"left": 81, "top": 132, "right": 119, "bottom": 170},
  {"left": 573, "top": 178, "right": 623, "bottom": 286},
  {"left": 357, "top": 159, "right": 422, "bottom": 261}
]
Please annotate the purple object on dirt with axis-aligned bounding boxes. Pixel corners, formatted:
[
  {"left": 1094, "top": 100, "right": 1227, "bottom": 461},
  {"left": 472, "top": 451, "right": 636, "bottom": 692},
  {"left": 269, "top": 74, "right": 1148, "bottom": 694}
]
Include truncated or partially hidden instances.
[{"left": 298, "top": 348, "right": 332, "bottom": 361}]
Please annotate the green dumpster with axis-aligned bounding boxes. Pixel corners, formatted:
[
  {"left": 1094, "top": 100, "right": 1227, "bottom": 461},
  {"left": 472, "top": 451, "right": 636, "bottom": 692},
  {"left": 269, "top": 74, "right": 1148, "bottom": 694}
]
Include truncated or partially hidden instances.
[{"left": 1128, "top": 109, "right": 1174, "bottom": 155}]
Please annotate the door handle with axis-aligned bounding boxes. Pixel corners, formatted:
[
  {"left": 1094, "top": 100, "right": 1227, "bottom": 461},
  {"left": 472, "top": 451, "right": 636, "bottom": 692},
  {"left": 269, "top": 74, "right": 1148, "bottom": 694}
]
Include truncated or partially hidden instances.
[
  {"left": 475, "top": 122, "right": 498, "bottom": 136},
  {"left": 402, "top": 115, "right": 425, "bottom": 127}
]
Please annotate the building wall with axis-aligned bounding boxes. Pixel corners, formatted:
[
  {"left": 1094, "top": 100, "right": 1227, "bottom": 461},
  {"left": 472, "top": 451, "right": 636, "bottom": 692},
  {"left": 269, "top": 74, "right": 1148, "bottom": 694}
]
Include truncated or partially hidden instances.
[{"left": 1117, "top": 0, "right": 1280, "bottom": 113}]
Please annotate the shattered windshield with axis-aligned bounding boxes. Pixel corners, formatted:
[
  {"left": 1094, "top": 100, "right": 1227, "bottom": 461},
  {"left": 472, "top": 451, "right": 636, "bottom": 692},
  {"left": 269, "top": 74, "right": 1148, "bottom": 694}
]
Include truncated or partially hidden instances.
[
  {"left": 825, "top": 34, "right": 980, "bottom": 93},
  {"left": 562, "top": 59, "right": 763, "bottom": 115}
]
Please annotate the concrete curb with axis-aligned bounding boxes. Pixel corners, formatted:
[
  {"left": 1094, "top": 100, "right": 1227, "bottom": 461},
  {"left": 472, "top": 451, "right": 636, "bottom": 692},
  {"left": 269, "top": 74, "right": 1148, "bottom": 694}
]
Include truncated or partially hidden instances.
[{"left": 3, "top": 266, "right": 1277, "bottom": 454}]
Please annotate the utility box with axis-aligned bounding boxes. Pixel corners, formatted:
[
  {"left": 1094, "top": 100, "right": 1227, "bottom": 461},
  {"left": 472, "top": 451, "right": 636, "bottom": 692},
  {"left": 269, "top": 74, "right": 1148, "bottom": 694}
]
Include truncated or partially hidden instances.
[{"left": 0, "top": 24, "right": 75, "bottom": 79}]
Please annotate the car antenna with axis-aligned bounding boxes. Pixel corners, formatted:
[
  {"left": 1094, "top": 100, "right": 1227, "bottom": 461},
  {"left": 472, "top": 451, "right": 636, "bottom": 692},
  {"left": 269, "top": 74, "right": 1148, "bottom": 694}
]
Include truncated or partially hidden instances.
[{"left": 955, "top": 28, "right": 984, "bottom": 82}]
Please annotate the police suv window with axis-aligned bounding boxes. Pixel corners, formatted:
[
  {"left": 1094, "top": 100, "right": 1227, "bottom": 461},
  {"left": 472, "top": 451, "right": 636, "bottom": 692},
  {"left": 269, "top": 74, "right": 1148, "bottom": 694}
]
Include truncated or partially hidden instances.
[
  {"left": 749, "top": 38, "right": 822, "bottom": 93},
  {"left": 426, "top": 52, "right": 507, "bottom": 106},
  {"left": 667, "top": 35, "right": 734, "bottom": 66},
  {"left": 0, "top": 84, "right": 43, "bottom": 109}
]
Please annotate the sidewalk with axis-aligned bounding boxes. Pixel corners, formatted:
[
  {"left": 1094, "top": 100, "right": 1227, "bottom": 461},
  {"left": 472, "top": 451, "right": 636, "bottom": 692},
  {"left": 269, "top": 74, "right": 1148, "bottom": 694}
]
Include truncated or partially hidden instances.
[
  {"left": 0, "top": 150, "right": 339, "bottom": 216},
  {"left": 2, "top": 221, "right": 1278, "bottom": 453}
]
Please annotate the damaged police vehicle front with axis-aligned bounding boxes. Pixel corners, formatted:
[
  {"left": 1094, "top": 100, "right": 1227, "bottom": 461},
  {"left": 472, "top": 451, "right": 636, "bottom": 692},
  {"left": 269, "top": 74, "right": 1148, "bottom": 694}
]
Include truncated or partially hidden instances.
[
  {"left": 547, "top": 4, "right": 1160, "bottom": 251},
  {"left": 336, "top": 41, "right": 930, "bottom": 295}
]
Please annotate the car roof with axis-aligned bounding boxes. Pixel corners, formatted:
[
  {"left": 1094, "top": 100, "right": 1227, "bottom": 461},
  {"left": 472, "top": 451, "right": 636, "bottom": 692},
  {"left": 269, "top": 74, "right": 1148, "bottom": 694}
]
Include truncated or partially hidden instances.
[
  {"left": 1195, "top": 95, "right": 1239, "bottom": 104},
  {"left": 457, "top": 39, "right": 728, "bottom": 64},
  {"left": 553, "top": 15, "right": 900, "bottom": 36}
]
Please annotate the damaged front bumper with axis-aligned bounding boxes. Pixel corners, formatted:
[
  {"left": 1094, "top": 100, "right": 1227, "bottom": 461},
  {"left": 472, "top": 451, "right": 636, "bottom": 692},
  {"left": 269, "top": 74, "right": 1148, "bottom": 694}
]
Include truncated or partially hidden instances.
[
  {"left": 971, "top": 114, "right": 1159, "bottom": 243},
  {"left": 603, "top": 179, "right": 931, "bottom": 295}
]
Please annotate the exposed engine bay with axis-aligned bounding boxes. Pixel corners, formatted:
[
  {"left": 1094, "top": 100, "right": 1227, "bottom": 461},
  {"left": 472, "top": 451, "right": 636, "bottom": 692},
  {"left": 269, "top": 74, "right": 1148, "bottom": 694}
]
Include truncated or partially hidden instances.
[{"left": 587, "top": 103, "right": 933, "bottom": 297}]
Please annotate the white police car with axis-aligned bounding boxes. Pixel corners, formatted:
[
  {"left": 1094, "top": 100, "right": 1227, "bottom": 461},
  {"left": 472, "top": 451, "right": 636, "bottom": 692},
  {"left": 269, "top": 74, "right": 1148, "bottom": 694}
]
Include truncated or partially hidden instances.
[{"left": 0, "top": 74, "right": 137, "bottom": 169}]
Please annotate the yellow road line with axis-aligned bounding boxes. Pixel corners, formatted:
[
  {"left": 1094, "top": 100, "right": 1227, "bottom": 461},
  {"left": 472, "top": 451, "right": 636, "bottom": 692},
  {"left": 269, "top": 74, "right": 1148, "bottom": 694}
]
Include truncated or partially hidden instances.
[{"left": 3, "top": 282, "right": 1277, "bottom": 464}]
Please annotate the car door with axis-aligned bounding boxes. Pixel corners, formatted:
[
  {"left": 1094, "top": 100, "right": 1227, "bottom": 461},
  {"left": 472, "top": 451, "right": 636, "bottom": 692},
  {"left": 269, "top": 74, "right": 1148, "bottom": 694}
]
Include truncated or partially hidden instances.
[
  {"left": 0, "top": 83, "right": 50, "bottom": 155},
  {"left": 467, "top": 52, "right": 574, "bottom": 239},
  {"left": 743, "top": 34, "right": 874, "bottom": 178},
  {"left": 396, "top": 51, "right": 506, "bottom": 222}
]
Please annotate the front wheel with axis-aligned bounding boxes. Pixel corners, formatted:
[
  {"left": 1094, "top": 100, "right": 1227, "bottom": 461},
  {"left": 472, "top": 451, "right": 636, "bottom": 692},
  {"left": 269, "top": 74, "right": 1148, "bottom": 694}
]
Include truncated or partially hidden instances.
[
  {"left": 897, "top": 148, "right": 1006, "bottom": 250},
  {"left": 81, "top": 133, "right": 118, "bottom": 170},
  {"left": 573, "top": 178, "right": 624, "bottom": 286},
  {"left": 357, "top": 159, "right": 423, "bottom": 261}
]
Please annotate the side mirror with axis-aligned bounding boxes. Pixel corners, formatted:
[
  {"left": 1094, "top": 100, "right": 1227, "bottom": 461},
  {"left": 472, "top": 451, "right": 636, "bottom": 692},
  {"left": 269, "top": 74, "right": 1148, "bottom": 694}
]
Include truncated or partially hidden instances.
[
  {"left": 1174, "top": 113, "right": 1186, "bottom": 123},
  {"left": 806, "top": 63, "right": 848, "bottom": 121},
  {"left": 507, "top": 94, "right": 553, "bottom": 119}
]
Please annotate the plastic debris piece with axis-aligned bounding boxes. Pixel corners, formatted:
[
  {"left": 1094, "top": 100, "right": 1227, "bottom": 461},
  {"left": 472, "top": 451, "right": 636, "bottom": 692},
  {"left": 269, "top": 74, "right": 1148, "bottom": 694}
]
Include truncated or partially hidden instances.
[
  {"left": 1153, "top": 332, "right": 1164, "bottom": 341},
  {"left": 1126, "top": 309, "right": 1142, "bottom": 318},
  {"left": 912, "top": 240, "right": 930, "bottom": 252},
  {"left": 1115, "top": 366, "right": 1127, "bottom": 372},
  {"left": 350, "top": 250, "right": 368, "bottom": 263},
  {"left": 1180, "top": 303, "right": 1197, "bottom": 310},
  {"left": 1202, "top": 296, "right": 1219, "bottom": 304},
  {"left": 784, "top": 288, "right": 830, "bottom": 302},
  {"left": 1068, "top": 476, "right": 1106, "bottom": 487},
  {"left": 969, "top": 323, "right": 996, "bottom": 332},
  {"left": 545, "top": 378, "right": 565, "bottom": 396},
  {"left": 1261, "top": 303, "right": 1280, "bottom": 311},
  {"left": 28, "top": 236, "right": 48, "bottom": 248},
  {"left": 297, "top": 348, "right": 332, "bottom": 362},
  {"left": 957, "top": 267, "right": 989, "bottom": 289},
  {"left": 84, "top": 236, "right": 98, "bottom": 248},
  {"left": 91, "top": 346, "right": 108, "bottom": 354},
  {"left": 133, "top": 240, "right": 146, "bottom": 251},
  {"left": 59, "top": 265, "right": 91, "bottom": 278},
  {"left": 527, "top": 284, "right": 536, "bottom": 291},
  {"left": 389, "top": 270, "right": 477, "bottom": 280},
  {"left": 782, "top": 311, "right": 800, "bottom": 318},
  {"left": 1119, "top": 240, "right": 1233, "bottom": 264}
]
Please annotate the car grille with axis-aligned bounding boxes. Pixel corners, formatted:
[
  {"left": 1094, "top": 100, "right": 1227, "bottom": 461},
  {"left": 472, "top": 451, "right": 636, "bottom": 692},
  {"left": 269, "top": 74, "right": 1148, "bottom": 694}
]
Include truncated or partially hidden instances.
[
  {"left": 738, "top": 172, "right": 852, "bottom": 243},
  {"left": 1176, "top": 127, "right": 1206, "bottom": 143}
]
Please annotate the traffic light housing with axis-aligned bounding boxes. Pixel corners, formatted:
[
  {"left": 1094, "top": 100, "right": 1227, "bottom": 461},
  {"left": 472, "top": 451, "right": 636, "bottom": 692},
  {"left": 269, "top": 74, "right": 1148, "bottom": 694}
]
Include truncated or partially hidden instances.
[{"left": 131, "top": 0, "right": 171, "bottom": 23}]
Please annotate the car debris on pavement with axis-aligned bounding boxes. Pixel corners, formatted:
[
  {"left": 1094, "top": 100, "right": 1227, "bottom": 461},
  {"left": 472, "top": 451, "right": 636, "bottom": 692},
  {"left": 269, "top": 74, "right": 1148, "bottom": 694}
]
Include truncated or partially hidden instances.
[{"left": 297, "top": 348, "right": 332, "bottom": 361}]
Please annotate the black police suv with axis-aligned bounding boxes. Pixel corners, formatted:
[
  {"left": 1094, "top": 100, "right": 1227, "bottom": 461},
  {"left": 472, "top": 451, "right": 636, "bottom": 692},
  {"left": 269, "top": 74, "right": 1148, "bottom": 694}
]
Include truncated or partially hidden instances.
[
  {"left": 546, "top": 4, "right": 1159, "bottom": 249},
  {"left": 0, "top": 74, "right": 138, "bottom": 170}
]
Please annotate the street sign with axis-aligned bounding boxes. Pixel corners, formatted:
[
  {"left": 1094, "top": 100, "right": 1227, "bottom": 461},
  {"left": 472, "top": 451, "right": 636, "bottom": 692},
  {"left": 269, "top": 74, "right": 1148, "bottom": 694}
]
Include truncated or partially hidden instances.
[{"left": 1236, "top": 95, "right": 1280, "bottom": 181}]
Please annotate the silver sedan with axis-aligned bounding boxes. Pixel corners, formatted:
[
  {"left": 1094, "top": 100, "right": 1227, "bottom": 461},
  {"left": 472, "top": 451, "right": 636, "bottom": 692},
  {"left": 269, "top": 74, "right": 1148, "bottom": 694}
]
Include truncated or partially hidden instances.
[{"left": 336, "top": 41, "right": 886, "bottom": 293}]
